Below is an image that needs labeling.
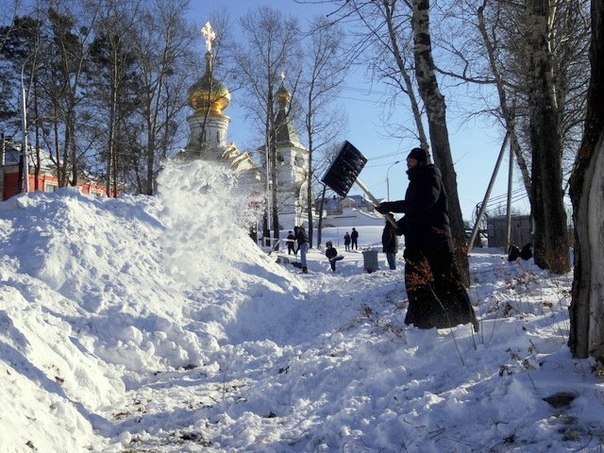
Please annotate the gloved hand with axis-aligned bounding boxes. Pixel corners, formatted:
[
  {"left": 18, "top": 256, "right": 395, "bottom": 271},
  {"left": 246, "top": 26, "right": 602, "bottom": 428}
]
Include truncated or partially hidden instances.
[
  {"left": 394, "top": 217, "right": 407, "bottom": 236},
  {"left": 375, "top": 202, "right": 392, "bottom": 214}
]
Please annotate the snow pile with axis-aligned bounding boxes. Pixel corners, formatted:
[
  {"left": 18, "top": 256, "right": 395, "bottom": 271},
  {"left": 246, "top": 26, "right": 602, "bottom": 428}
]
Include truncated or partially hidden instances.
[{"left": 1, "top": 159, "right": 603, "bottom": 452}]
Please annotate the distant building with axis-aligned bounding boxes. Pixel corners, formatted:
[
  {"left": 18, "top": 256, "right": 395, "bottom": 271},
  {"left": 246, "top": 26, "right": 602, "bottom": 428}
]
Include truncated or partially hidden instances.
[
  {"left": 268, "top": 81, "right": 311, "bottom": 229},
  {"left": 183, "top": 26, "right": 310, "bottom": 231},
  {"left": 321, "top": 194, "right": 377, "bottom": 216},
  {"left": 486, "top": 215, "right": 532, "bottom": 248},
  {"left": 0, "top": 135, "right": 108, "bottom": 200},
  {"left": 318, "top": 194, "right": 386, "bottom": 227}
]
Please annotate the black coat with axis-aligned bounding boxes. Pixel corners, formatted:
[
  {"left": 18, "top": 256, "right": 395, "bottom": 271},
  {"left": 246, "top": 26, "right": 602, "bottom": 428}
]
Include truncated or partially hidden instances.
[
  {"left": 380, "top": 164, "right": 477, "bottom": 331},
  {"left": 384, "top": 164, "right": 453, "bottom": 253},
  {"left": 325, "top": 247, "right": 338, "bottom": 260},
  {"left": 294, "top": 227, "right": 309, "bottom": 246},
  {"left": 286, "top": 233, "right": 296, "bottom": 248},
  {"left": 382, "top": 222, "right": 398, "bottom": 254}
]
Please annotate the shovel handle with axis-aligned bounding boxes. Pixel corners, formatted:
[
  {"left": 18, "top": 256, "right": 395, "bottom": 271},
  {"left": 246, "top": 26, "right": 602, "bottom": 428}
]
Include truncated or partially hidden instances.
[{"left": 354, "top": 179, "right": 399, "bottom": 229}]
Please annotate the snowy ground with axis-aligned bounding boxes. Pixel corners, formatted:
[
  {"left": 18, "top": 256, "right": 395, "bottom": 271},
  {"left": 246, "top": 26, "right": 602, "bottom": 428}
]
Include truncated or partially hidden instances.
[{"left": 1, "top": 160, "right": 603, "bottom": 452}]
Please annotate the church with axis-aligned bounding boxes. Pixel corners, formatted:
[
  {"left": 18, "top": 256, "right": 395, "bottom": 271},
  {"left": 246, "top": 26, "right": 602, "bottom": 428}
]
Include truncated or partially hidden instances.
[{"left": 183, "top": 23, "right": 310, "bottom": 232}]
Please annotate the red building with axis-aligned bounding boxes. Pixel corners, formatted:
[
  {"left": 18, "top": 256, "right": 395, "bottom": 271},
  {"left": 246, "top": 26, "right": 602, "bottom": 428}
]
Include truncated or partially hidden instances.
[{"left": 0, "top": 136, "right": 108, "bottom": 200}]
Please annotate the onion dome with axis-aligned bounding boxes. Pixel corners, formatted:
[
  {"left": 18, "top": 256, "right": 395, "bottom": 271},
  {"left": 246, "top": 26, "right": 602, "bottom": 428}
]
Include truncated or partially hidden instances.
[
  {"left": 274, "top": 82, "right": 301, "bottom": 147},
  {"left": 276, "top": 83, "right": 291, "bottom": 108},
  {"left": 187, "top": 51, "right": 231, "bottom": 117}
]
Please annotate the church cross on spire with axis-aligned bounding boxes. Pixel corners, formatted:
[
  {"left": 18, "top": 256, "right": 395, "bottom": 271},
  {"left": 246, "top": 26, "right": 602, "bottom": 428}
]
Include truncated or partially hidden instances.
[{"left": 201, "top": 22, "right": 216, "bottom": 52}]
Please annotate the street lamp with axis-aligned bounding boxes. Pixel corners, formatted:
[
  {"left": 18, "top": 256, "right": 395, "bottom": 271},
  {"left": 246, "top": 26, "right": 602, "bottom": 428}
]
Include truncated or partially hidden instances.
[{"left": 386, "top": 160, "right": 400, "bottom": 201}]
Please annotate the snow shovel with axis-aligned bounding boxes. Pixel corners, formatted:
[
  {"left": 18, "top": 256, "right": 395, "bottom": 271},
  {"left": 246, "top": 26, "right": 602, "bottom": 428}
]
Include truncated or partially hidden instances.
[{"left": 321, "top": 140, "right": 399, "bottom": 229}]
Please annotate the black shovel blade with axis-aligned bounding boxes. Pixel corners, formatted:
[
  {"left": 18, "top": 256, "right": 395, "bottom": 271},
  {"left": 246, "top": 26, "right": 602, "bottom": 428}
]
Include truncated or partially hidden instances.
[{"left": 321, "top": 141, "right": 367, "bottom": 197}]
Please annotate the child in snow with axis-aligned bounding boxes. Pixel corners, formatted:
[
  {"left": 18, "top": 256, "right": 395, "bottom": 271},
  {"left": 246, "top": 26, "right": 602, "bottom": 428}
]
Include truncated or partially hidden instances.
[
  {"left": 325, "top": 241, "right": 344, "bottom": 272},
  {"left": 343, "top": 232, "right": 351, "bottom": 251},
  {"left": 286, "top": 230, "right": 296, "bottom": 255}
]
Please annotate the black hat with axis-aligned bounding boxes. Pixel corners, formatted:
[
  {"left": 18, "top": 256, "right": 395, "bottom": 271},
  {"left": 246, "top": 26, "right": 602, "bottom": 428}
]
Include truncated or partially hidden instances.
[{"left": 407, "top": 147, "right": 429, "bottom": 163}]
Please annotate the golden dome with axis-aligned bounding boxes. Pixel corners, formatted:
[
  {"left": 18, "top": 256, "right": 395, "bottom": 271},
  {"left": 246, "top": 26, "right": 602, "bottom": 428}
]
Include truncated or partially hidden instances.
[
  {"left": 276, "top": 84, "right": 291, "bottom": 106},
  {"left": 188, "top": 52, "right": 231, "bottom": 116}
]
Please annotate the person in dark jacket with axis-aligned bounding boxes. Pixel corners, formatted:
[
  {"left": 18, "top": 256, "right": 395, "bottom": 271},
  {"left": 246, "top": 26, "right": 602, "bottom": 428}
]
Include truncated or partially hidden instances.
[
  {"left": 376, "top": 147, "right": 478, "bottom": 331},
  {"left": 350, "top": 227, "right": 359, "bottom": 250},
  {"left": 286, "top": 231, "right": 296, "bottom": 255},
  {"left": 343, "top": 232, "right": 351, "bottom": 251},
  {"left": 293, "top": 225, "right": 309, "bottom": 273},
  {"left": 325, "top": 241, "right": 344, "bottom": 271},
  {"left": 382, "top": 221, "right": 398, "bottom": 270}
]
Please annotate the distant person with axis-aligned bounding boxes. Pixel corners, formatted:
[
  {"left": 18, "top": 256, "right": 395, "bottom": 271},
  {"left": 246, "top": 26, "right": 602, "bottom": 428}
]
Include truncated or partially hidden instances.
[
  {"left": 508, "top": 243, "right": 533, "bottom": 261},
  {"left": 382, "top": 221, "right": 398, "bottom": 270},
  {"left": 520, "top": 242, "right": 533, "bottom": 260},
  {"left": 325, "top": 241, "right": 344, "bottom": 272},
  {"left": 351, "top": 227, "right": 359, "bottom": 250},
  {"left": 293, "top": 225, "right": 309, "bottom": 273},
  {"left": 343, "top": 232, "right": 351, "bottom": 251},
  {"left": 507, "top": 244, "right": 521, "bottom": 262},
  {"left": 286, "top": 230, "right": 296, "bottom": 255},
  {"left": 376, "top": 146, "right": 478, "bottom": 331}
]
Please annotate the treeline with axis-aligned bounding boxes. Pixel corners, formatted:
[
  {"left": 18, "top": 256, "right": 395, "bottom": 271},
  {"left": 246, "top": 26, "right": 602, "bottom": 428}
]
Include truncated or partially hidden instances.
[
  {"left": 0, "top": 1, "right": 349, "bottom": 232},
  {"left": 0, "top": 0, "right": 198, "bottom": 196}
]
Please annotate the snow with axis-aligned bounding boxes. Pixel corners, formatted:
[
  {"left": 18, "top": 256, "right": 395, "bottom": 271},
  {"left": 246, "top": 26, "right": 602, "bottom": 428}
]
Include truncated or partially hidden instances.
[{"left": 1, "top": 159, "right": 603, "bottom": 452}]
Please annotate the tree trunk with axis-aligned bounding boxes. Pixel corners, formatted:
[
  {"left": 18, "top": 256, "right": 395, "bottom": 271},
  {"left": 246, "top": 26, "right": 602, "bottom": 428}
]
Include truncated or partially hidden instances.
[
  {"left": 271, "top": 155, "right": 280, "bottom": 250},
  {"left": 411, "top": 0, "right": 469, "bottom": 284},
  {"left": 307, "top": 133, "right": 314, "bottom": 248},
  {"left": 383, "top": 2, "right": 429, "bottom": 150},
  {"left": 568, "top": 0, "right": 604, "bottom": 360},
  {"left": 316, "top": 184, "right": 328, "bottom": 246},
  {"left": 527, "top": 0, "right": 570, "bottom": 274}
]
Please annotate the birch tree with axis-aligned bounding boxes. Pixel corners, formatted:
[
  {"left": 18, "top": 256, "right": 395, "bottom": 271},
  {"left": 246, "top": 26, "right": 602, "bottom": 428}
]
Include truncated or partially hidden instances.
[
  {"left": 233, "top": 7, "right": 302, "bottom": 247},
  {"left": 301, "top": 16, "right": 349, "bottom": 247},
  {"left": 568, "top": 0, "right": 604, "bottom": 360},
  {"left": 303, "top": 0, "right": 470, "bottom": 281},
  {"left": 409, "top": 0, "right": 470, "bottom": 281}
]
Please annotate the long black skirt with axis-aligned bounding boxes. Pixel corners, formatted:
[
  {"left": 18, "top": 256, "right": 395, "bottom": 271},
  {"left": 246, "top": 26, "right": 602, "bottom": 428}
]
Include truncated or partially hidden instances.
[{"left": 403, "top": 247, "right": 478, "bottom": 331}]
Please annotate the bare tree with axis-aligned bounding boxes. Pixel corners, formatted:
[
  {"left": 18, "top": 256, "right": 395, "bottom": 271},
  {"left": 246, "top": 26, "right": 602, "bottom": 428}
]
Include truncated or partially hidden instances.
[
  {"left": 475, "top": 1, "right": 532, "bottom": 201},
  {"left": 88, "top": 0, "right": 142, "bottom": 196},
  {"left": 43, "top": 0, "right": 100, "bottom": 187},
  {"left": 436, "top": 0, "right": 587, "bottom": 273},
  {"left": 300, "top": 16, "right": 349, "bottom": 247},
  {"left": 408, "top": 0, "right": 470, "bottom": 281},
  {"left": 525, "top": 0, "right": 570, "bottom": 273},
  {"left": 302, "top": 0, "right": 470, "bottom": 281},
  {"left": 568, "top": 0, "right": 604, "bottom": 360},
  {"left": 232, "top": 7, "right": 302, "bottom": 247},
  {"left": 130, "top": 0, "right": 196, "bottom": 195}
]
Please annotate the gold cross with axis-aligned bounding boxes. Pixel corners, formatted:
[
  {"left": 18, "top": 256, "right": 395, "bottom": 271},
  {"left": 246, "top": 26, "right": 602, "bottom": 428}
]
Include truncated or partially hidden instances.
[{"left": 201, "top": 22, "right": 216, "bottom": 52}]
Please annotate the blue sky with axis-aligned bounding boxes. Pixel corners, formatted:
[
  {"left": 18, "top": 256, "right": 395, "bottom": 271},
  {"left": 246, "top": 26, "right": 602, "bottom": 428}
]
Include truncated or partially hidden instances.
[{"left": 187, "top": 0, "right": 529, "bottom": 221}]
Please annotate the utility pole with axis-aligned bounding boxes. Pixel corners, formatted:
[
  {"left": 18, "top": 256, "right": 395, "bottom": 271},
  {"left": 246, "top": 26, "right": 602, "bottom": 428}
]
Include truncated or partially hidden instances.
[{"left": 20, "top": 67, "right": 30, "bottom": 194}]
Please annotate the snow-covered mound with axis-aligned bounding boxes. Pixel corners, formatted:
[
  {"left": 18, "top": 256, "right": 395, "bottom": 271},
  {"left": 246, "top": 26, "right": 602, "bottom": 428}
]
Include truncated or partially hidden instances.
[{"left": 0, "top": 160, "right": 305, "bottom": 451}]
